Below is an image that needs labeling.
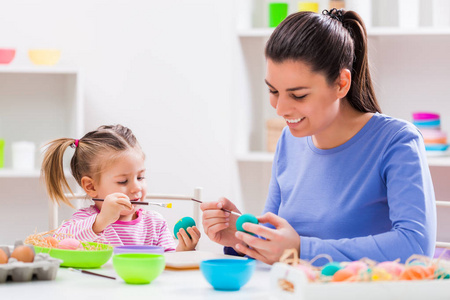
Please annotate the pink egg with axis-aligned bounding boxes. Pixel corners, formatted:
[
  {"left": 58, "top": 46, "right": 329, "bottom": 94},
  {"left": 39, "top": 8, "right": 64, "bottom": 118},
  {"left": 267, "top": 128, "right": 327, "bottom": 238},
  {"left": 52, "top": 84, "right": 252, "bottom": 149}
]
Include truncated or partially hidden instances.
[
  {"left": 344, "top": 261, "right": 368, "bottom": 274},
  {"left": 57, "top": 238, "right": 83, "bottom": 250},
  {"left": 377, "top": 261, "right": 405, "bottom": 277},
  {"left": 294, "top": 265, "right": 317, "bottom": 282}
]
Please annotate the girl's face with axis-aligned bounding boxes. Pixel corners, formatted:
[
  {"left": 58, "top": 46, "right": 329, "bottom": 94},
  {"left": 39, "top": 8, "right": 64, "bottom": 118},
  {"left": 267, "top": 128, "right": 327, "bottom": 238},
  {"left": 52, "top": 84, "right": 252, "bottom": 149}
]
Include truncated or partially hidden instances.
[
  {"left": 265, "top": 59, "right": 343, "bottom": 141},
  {"left": 94, "top": 149, "right": 147, "bottom": 217}
]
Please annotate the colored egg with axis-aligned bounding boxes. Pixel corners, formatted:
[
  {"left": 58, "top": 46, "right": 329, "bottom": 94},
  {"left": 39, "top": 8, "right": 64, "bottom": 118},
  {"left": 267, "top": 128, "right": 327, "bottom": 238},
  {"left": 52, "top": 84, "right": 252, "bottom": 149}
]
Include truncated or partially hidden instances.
[
  {"left": 174, "top": 216, "right": 196, "bottom": 239},
  {"left": 435, "top": 267, "right": 450, "bottom": 279},
  {"left": 399, "top": 265, "right": 433, "bottom": 280},
  {"left": 321, "top": 262, "right": 343, "bottom": 276},
  {"left": 344, "top": 261, "right": 368, "bottom": 274},
  {"left": 295, "top": 264, "right": 317, "bottom": 282},
  {"left": 332, "top": 268, "right": 354, "bottom": 282},
  {"left": 371, "top": 267, "right": 392, "bottom": 281},
  {"left": 11, "top": 245, "right": 35, "bottom": 262},
  {"left": 44, "top": 236, "right": 59, "bottom": 248},
  {"left": 377, "top": 261, "right": 405, "bottom": 277},
  {"left": 58, "top": 238, "right": 83, "bottom": 250},
  {"left": 236, "top": 214, "right": 259, "bottom": 234}
]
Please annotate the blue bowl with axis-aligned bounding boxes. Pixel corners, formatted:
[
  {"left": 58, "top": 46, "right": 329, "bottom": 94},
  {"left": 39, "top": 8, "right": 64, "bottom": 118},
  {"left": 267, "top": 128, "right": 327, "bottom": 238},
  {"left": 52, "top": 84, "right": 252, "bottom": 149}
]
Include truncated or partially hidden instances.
[
  {"left": 200, "top": 259, "right": 256, "bottom": 291},
  {"left": 113, "top": 245, "right": 164, "bottom": 255}
]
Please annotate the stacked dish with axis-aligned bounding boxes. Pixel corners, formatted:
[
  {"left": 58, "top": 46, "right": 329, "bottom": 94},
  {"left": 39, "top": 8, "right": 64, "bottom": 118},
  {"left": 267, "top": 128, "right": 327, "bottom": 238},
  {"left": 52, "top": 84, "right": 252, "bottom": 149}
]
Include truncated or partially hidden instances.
[{"left": 412, "top": 112, "right": 449, "bottom": 155}]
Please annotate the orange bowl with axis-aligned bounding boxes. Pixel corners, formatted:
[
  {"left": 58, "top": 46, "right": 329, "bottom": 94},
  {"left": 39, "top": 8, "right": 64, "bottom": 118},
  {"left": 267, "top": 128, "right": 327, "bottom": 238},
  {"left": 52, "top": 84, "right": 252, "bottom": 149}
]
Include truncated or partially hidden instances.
[{"left": 0, "top": 49, "right": 16, "bottom": 64}]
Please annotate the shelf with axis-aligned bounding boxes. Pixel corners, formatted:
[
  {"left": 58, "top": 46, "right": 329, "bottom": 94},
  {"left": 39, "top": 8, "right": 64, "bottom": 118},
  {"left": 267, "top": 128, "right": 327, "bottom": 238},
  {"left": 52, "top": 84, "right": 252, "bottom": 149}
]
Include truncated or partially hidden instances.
[
  {"left": 0, "top": 169, "right": 41, "bottom": 178},
  {"left": 237, "top": 152, "right": 450, "bottom": 167},
  {"left": 238, "top": 27, "right": 450, "bottom": 38},
  {"left": 0, "top": 169, "right": 76, "bottom": 178},
  {"left": 0, "top": 66, "right": 79, "bottom": 74}
]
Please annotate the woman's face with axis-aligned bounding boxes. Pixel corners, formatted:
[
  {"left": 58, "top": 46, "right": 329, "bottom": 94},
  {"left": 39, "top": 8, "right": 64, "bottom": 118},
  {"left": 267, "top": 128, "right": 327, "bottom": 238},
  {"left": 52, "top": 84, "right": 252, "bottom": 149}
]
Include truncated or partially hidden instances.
[{"left": 265, "top": 59, "right": 342, "bottom": 139}]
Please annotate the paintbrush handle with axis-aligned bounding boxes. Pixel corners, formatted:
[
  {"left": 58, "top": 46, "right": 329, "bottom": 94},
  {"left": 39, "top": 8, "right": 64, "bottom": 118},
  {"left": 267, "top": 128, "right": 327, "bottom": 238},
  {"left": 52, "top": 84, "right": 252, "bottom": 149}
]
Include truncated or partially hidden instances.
[
  {"left": 92, "top": 198, "right": 149, "bottom": 205},
  {"left": 69, "top": 268, "right": 116, "bottom": 280},
  {"left": 190, "top": 198, "right": 241, "bottom": 216}
]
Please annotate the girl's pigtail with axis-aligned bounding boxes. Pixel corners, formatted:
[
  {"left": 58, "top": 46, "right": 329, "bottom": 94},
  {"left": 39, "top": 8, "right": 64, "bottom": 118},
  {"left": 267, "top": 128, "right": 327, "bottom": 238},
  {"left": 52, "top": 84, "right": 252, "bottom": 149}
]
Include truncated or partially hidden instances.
[
  {"left": 41, "top": 138, "right": 77, "bottom": 208},
  {"left": 342, "top": 10, "right": 381, "bottom": 113}
]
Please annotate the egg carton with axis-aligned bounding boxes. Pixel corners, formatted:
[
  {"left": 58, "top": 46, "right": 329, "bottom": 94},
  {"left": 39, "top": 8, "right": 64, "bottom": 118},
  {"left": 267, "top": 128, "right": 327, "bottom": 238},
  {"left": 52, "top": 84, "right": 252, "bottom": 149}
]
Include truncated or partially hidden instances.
[{"left": 0, "top": 245, "right": 62, "bottom": 283}]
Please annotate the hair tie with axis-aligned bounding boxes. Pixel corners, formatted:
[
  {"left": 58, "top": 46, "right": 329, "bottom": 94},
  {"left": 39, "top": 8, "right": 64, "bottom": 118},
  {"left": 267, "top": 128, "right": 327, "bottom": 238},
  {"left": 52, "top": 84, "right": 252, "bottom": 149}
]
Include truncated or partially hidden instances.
[
  {"left": 71, "top": 139, "right": 79, "bottom": 149},
  {"left": 322, "top": 8, "right": 344, "bottom": 23}
]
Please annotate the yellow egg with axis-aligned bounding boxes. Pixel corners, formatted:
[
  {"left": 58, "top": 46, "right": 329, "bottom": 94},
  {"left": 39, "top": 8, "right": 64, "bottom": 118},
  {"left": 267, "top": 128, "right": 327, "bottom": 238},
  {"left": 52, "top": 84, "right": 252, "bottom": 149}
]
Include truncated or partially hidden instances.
[
  {"left": 11, "top": 245, "right": 35, "bottom": 263},
  {"left": 0, "top": 248, "right": 8, "bottom": 264}
]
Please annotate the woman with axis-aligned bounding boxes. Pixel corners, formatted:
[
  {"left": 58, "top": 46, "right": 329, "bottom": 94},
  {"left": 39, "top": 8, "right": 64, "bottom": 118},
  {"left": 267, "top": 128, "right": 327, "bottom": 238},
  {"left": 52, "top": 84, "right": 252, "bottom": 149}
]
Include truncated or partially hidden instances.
[{"left": 201, "top": 9, "right": 436, "bottom": 265}]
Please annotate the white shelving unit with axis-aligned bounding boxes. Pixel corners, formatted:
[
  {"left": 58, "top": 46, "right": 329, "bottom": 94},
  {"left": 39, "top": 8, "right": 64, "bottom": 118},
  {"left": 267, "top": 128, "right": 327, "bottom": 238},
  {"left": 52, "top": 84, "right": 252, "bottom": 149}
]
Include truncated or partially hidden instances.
[
  {"left": 234, "top": 1, "right": 450, "bottom": 245},
  {"left": 0, "top": 66, "right": 83, "bottom": 244}
]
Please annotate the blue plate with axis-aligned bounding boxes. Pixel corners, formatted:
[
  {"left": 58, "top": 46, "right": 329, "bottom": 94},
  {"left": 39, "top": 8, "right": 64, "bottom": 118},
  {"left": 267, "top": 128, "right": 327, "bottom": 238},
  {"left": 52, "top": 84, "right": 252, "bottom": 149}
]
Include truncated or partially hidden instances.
[{"left": 425, "top": 144, "right": 449, "bottom": 151}]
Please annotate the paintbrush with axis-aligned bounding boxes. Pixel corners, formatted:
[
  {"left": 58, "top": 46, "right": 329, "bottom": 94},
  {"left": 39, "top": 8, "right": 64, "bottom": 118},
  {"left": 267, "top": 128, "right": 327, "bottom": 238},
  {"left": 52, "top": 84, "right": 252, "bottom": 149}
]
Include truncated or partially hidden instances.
[
  {"left": 68, "top": 268, "right": 116, "bottom": 280},
  {"left": 190, "top": 198, "right": 242, "bottom": 217},
  {"left": 92, "top": 198, "right": 172, "bottom": 208}
]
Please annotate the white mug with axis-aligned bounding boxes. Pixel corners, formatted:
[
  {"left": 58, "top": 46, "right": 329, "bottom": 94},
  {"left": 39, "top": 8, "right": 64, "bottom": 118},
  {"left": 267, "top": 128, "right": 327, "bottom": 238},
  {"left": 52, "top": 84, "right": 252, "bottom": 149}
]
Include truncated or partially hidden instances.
[{"left": 12, "top": 141, "right": 35, "bottom": 171}]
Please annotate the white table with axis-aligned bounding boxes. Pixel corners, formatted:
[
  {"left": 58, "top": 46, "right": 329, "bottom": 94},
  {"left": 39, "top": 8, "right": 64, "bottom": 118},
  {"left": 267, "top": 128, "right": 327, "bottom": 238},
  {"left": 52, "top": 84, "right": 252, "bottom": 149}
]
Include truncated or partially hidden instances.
[
  {"left": 0, "top": 258, "right": 273, "bottom": 300},
  {"left": 3, "top": 253, "right": 450, "bottom": 300}
]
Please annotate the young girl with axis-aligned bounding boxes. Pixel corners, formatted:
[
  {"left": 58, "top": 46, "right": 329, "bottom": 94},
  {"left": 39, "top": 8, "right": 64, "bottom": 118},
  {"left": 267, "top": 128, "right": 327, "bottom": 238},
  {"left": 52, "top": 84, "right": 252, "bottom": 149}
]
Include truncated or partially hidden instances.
[
  {"left": 201, "top": 9, "right": 436, "bottom": 264},
  {"left": 42, "top": 124, "right": 200, "bottom": 251}
]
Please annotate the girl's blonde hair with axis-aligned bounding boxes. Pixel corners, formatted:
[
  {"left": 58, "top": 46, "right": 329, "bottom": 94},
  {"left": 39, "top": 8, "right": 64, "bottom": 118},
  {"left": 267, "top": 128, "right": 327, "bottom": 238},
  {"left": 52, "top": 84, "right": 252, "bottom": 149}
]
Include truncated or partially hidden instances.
[{"left": 41, "top": 124, "right": 143, "bottom": 208}]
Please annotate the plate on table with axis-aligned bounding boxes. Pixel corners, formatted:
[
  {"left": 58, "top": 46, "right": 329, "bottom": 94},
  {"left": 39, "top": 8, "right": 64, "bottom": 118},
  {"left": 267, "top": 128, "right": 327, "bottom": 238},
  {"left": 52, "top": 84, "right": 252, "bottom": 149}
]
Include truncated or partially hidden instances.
[{"left": 33, "top": 242, "right": 113, "bottom": 269}]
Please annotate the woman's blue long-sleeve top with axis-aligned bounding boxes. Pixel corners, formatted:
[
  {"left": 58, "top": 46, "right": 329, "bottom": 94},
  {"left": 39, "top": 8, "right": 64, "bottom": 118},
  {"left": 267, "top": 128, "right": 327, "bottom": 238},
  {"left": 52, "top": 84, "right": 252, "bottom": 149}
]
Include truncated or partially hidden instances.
[{"left": 263, "top": 113, "right": 436, "bottom": 263}]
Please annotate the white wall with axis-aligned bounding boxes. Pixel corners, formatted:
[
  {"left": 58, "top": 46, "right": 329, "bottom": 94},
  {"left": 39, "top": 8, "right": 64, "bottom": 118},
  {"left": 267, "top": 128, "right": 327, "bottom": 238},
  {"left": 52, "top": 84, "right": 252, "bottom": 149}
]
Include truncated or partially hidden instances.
[{"left": 0, "top": 0, "right": 241, "bottom": 250}]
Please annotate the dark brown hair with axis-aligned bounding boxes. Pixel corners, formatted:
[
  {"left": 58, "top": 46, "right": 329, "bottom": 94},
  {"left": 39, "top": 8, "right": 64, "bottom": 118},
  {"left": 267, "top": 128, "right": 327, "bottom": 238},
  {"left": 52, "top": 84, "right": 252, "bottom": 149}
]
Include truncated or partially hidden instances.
[
  {"left": 265, "top": 9, "right": 381, "bottom": 113},
  {"left": 41, "top": 124, "right": 143, "bottom": 207}
]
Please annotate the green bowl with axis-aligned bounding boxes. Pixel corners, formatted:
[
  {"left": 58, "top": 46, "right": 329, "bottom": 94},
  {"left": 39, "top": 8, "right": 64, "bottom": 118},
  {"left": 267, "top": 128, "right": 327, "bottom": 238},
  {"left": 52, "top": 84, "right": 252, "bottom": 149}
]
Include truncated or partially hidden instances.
[
  {"left": 33, "top": 242, "right": 113, "bottom": 269},
  {"left": 113, "top": 253, "right": 165, "bottom": 284}
]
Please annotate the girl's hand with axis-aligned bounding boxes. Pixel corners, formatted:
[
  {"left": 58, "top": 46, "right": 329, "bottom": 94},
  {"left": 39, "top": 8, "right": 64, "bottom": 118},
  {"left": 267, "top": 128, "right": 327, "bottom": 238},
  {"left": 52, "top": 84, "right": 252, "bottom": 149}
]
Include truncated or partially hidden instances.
[
  {"left": 234, "top": 212, "right": 301, "bottom": 265},
  {"left": 200, "top": 197, "right": 243, "bottom": 249},
  {"left": 176, "top": 226, "right": 201, "bottom": 251},
  {"left": 93, "top": 193, "right": 133, "bottom": 233}
]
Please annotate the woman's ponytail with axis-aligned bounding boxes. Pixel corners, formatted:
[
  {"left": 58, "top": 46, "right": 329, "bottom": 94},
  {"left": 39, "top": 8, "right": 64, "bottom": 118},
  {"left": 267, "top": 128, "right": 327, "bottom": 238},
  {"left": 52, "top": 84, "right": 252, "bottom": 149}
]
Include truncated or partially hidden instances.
[{"left": 342, "top": 10, "right": 381, "bottom": 113}]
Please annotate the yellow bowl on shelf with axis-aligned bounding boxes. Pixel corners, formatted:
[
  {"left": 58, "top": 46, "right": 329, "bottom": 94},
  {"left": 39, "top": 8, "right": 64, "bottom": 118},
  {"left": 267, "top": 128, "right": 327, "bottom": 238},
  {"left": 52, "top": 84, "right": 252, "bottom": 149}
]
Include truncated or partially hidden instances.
[{"left": 28, "top": 49, "right": 61, "bottom": 66}]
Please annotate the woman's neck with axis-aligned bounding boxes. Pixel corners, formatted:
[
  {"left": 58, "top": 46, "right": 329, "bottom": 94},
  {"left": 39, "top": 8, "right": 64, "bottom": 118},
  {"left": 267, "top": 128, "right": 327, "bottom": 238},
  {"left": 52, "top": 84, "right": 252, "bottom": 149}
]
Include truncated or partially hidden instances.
[{"left": 312, "top": 101, "right": 374, "bottom": 149}]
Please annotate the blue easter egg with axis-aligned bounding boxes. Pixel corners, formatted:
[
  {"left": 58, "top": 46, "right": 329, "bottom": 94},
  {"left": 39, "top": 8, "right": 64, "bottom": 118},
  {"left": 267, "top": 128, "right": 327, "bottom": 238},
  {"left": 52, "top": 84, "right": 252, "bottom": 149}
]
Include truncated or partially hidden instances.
[
  {"left": 321, "top": 262, "right": 343, "bottom": 276},
  {"left": 174, "top": 216, "right": 196, "bottom": 239},
  {"left": 236, "top": 214, "right": 259, "bottom": 234}
]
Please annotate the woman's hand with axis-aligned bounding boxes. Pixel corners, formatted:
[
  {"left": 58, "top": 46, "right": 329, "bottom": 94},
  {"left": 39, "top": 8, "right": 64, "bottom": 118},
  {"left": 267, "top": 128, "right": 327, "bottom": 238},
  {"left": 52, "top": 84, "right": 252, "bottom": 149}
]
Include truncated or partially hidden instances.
[
  {"left": 234, "top": 212, "right": 301, "bottom": 265},
  {"left": 176, "top": 226, "right": 201, "bottom": 251},
  {"left": 93, "top": 193, "right": 133, "bottom": 233},
  {"left": 200, "top": 197, "right": 243, "bottom": 248}
]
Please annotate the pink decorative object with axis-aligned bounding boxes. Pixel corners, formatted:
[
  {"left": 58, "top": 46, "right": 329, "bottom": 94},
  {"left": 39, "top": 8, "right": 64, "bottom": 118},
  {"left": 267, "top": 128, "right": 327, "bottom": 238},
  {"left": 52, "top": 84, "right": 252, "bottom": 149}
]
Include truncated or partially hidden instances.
[
  {"left": 0, "top": 48, "right": 16, "bottom": 64},
  {"left": 344, "top": 261, "right": 368, "bottom": 274},
  {"left": 377, "top": 261, "right": 405, "bottom": 277},
  {"left": 412, "top": 112, "right": 440, "bottom": 121},
  {"left": 57, "top": 238, "right": 83, "bottom": 250}
]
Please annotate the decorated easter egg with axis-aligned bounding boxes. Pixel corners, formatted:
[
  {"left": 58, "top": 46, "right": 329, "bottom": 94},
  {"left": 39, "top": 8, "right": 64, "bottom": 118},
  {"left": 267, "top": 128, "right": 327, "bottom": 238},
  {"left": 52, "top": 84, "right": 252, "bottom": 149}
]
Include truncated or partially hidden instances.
[
  {"left": 399, "top": 265, "right": 434, "bottom": 280},
  {"left": 332, "top": 268, "right": 354, "bottom": 282},
  {"left": 44, "top": 236, "right": 59, "bottom": 248},
  {"left": 377, "top": 261, "right": 405, "bottom": 277},
  {"left": 321, "top": 262, "right": 343, "bottom": 277},
  {"left": 344, "top": 261, "right": 368, "bottom": 274},
  {"left": 174, "top": 216, "right": 196, "bottom": 239},
  {"left": 435, "top": 267, "right": 450, "bottom": 279},
  {"left": 236, "top": 214, "right": 259, "bottom": 234},
  {"left": 295, "top": 265, "right": 318, "bottom": 282},
  {"left": 58, "top": 238, "right": 83, "bottom": 250},
  {"left": 371, "top": 267, "right": 392, "bottom": 281}
]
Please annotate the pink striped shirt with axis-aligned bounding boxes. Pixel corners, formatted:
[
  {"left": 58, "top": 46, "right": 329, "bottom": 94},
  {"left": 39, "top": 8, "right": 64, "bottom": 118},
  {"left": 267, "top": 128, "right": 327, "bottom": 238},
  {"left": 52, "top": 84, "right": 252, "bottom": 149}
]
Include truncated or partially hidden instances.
[{"left": 54, "top": 206, "right": 176, "bottom": 252}]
